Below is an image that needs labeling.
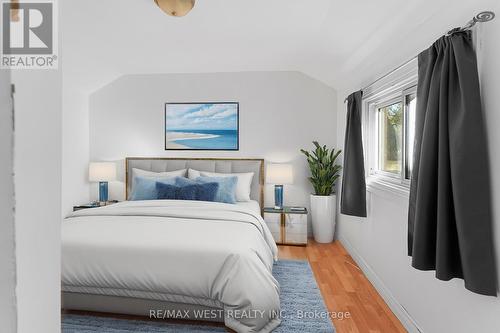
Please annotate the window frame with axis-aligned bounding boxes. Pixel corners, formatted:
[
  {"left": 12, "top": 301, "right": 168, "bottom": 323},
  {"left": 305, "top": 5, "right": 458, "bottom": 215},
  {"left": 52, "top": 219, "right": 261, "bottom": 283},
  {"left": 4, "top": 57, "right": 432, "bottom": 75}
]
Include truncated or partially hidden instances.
[
  {"left": 402, "top": 87, "right": 417, "bottom": 183},
  {"left": 362, "top": 61, "right": 418, "bottom": 197}
]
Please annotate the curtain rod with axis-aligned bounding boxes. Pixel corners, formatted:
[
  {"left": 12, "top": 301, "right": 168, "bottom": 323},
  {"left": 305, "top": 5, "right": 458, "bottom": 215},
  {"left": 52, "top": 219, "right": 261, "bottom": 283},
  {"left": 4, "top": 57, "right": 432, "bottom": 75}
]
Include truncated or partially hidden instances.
[{"left": 344, "top": 10, "right": 495, "bottom": 104}]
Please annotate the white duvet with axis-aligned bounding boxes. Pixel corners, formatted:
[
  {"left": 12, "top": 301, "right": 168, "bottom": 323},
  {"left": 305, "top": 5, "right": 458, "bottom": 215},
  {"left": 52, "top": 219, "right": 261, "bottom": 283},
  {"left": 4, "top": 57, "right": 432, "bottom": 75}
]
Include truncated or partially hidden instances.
[{"left": 62, "top": 200, "right": 281, "bottom": 333}]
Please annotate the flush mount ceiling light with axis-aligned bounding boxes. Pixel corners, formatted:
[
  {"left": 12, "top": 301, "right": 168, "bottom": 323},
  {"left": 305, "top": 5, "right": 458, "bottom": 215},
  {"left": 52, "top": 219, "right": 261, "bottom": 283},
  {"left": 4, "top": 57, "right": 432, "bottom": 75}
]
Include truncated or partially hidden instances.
[
  {"left": 155, "top": 0, "right": 195, "bottom": 17},
  {"left": 10, "top": 0, "right": 20, "bottom": 22}
]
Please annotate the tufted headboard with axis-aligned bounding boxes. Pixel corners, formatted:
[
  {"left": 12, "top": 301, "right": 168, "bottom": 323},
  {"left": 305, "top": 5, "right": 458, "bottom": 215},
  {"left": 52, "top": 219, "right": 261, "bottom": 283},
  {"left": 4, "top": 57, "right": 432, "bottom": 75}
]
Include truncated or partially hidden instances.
[{"left": 125, "top": 157, "right": 265, "bottom": 208}]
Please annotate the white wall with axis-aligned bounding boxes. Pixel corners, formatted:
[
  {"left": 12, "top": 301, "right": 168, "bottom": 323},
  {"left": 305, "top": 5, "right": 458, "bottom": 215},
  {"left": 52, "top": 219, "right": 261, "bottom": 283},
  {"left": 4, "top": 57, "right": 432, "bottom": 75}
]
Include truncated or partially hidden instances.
[
  {"left": 0, "top": 70, "right": 16, "bottom": 333},
  {"left": 12, "top": 69, "right": 62, "bottom": 333},
  {"left": 0, "top": 3, "right": 63, "bottom": 333},
  {"left": 60, "top": 1, "right": 92, "bottom": 216},
  {"left": 10, "top": 5, "right": 63, "bottom": 333},
  {"left": 335, "top": 4, "right": 500, "bottom": 333},
  {"left": 89, "top": 71, "right": 337, "bottom": 216},
  {"left": 12, "top": 71, "right": 62, "bottom": 333},
  {"left": 61, "top": 87, "right": 90, "bottom": 215}
]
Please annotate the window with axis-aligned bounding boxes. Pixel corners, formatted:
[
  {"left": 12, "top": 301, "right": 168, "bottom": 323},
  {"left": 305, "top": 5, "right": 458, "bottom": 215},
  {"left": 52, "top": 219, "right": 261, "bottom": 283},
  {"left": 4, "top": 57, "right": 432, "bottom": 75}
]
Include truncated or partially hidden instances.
[
  {"left": 377, "top": 99, "right": 403, "bottom": 175},
  {"left": 364, "top": 76, "right": 417, "bottom": 190},
  {"left": 362, "top": 60, "right": 418, "bottom": 195},
  {"left": 373, "top": 89, "right": 416, "bottom": 182}
]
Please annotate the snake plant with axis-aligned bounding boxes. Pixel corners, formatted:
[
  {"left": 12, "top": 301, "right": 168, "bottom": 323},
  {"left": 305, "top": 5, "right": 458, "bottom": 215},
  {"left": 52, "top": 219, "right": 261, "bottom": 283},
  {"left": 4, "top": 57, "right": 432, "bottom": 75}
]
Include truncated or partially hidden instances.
[{"left": 300, "top": 141, "right": 342, "bottom": 196}]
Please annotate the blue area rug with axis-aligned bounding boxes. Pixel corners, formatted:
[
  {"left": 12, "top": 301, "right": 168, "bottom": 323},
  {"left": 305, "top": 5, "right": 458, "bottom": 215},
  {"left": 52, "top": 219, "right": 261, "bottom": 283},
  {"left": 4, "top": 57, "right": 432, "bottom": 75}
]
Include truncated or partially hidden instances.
[{"left": 62, "top": 260, "right": 335, "bottom": 332}]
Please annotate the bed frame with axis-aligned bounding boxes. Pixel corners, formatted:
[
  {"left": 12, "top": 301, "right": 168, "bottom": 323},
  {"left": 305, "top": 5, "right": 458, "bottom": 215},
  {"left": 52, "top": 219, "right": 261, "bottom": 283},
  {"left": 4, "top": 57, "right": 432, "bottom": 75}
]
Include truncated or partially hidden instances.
[
  {"left": 125, "top": 157, "right": 265, "bottom": 210},
  {"left": 62, "top": 293, "right": 225, "bottom": 323}
]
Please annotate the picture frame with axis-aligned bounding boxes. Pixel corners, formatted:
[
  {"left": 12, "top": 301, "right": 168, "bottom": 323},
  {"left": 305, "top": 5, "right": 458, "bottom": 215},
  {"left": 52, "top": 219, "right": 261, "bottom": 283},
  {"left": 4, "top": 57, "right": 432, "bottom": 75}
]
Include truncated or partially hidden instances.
[{"left": 164, "top": 102, "right": 239, "bottom": 151}]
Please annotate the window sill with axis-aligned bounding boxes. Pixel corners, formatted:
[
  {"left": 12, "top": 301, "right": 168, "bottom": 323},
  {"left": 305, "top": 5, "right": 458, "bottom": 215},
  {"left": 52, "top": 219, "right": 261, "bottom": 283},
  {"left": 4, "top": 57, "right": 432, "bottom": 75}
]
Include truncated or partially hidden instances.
[{"left": 366, "top": 176, "right": 410, "bottom": 201}]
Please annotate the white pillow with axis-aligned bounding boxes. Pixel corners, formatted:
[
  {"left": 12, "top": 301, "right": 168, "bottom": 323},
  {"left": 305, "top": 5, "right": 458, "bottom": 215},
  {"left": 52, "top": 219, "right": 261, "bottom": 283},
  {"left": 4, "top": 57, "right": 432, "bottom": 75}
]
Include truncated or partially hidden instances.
[
  {"left": 132, "top": 168, "right": 187, "bottom": 186},
  {"left": 188, "top": 169, "right": 254, "bottom": 202}
]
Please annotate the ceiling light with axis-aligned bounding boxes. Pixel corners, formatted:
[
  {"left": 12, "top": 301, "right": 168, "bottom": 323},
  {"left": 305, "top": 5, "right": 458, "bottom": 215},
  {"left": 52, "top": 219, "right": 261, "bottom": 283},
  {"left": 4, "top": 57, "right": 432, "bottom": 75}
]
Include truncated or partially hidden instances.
[
  {"left": 155, "top": 0, "right": 195, "bottom": 17},
  {"left": 10, "top": 0, "right": 19, "bottom": 22}
]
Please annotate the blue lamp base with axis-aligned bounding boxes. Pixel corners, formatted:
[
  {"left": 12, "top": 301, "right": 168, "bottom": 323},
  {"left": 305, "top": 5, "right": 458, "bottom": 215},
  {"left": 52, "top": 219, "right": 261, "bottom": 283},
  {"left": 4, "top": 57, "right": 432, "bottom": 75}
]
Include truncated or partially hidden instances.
[
  {"left": 99, "top": 181, "right": 109, "bottom": 202},
  {"left": 274, "top": 185, "right": 284, "bottom": 210}
]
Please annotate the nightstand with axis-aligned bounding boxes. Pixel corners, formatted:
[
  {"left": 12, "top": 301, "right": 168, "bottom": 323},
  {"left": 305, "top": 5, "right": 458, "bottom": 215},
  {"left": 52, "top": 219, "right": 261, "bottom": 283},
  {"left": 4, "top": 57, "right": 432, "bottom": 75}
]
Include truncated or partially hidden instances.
[
  {"left": 73, "top": 201, "right": 119, "bottom": 212},
  {"left": 264, "top": 207, "right": 308, "bottom": 246}
]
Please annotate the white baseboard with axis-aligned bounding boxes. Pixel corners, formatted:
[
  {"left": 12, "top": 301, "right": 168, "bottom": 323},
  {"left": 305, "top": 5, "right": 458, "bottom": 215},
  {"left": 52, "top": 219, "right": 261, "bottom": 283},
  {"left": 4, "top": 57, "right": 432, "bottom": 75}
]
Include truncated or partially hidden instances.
[{"left": 338, "top": 236, "right": 423, "bottom": 333}]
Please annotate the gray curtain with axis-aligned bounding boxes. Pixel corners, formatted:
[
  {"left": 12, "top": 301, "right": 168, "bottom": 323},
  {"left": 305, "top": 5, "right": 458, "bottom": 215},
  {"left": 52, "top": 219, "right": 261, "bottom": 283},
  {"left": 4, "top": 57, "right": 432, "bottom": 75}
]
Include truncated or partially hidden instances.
[
  {"left": 341, "top": 91, "right": 367, "bottom": 217},
  {"left": 408, "top": 31, "right": 497, "bottom": 296}
]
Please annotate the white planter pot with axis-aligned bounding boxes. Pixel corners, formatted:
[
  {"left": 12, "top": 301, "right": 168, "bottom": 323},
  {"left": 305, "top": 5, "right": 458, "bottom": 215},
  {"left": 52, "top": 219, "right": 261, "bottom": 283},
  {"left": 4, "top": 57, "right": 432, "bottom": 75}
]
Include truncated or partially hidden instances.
[{"left": 310, "top": 194, "right": 336, "bottom": 243}]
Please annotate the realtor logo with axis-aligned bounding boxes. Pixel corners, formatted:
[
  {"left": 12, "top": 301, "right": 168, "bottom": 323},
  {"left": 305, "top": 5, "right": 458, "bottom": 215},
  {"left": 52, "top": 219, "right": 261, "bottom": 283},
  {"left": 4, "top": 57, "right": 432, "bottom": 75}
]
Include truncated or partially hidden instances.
[{"left": 1, "top": 0, "right": 58, "bottom": 69}]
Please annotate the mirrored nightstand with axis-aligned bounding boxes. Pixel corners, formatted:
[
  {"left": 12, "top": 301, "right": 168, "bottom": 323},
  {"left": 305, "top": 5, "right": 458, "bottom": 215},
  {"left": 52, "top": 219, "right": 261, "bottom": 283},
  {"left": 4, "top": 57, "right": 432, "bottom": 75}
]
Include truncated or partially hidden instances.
[{"left": 263, "top": 207, "right": 308, "bottom": 246}]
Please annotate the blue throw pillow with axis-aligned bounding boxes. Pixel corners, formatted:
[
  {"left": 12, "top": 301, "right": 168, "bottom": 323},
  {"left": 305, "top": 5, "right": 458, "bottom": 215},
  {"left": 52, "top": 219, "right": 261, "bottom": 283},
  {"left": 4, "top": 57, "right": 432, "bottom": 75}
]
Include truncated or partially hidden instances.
[
  {"left": 174, "top": 176, "right": 236, "bottom": 203},
  {"left": 176, "top": 184, "right": 199, "bottom": 201},
  {"left": 154, "top": 183, "right": 178, "bottom": 200},
  {"left": 156, "top": 182, "right": 220, "bottom": 202},
  {"left": 129, "top": 176, "right": 178, "bottom": 200},
  {"left": 195, "top": 182, "right": 220, "bottom": 201},
  {"left": 195, "top": 176, "right": 238, "bottom": 204}
]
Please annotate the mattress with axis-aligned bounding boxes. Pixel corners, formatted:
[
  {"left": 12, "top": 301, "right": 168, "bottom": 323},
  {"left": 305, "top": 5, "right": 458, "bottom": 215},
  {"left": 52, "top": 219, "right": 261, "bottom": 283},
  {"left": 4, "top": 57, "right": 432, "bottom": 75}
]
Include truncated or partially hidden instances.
[{"left": 62, "top": 200, "right": 280, "bottom": 333}]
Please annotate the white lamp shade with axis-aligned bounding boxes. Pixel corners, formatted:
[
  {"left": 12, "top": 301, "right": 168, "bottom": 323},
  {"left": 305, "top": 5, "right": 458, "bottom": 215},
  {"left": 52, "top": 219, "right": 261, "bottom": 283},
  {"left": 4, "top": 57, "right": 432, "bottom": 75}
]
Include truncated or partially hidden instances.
[
  {"left": 89, "top": 162, "right": 117, "bottom": 182},
  {"left": 266, "top": 164, "right": 293, "bottom": 185}
]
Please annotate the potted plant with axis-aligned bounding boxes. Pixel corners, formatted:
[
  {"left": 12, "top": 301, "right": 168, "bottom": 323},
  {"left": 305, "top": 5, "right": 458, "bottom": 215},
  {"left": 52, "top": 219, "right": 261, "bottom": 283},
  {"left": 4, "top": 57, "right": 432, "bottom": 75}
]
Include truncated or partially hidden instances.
[{"left": 301, "top": 142, "right": 342, "bottom": 243}]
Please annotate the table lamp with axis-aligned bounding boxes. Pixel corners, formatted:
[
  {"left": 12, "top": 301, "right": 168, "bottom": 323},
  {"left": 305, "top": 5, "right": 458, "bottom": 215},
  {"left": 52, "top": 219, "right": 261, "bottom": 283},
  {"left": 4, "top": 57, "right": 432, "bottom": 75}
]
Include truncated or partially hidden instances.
[
  {"left": 266, "top": 163, "right": 293, "bottom": 209},
  {"left": 89, "top": 162, "right": 117, "bottom": 203}
]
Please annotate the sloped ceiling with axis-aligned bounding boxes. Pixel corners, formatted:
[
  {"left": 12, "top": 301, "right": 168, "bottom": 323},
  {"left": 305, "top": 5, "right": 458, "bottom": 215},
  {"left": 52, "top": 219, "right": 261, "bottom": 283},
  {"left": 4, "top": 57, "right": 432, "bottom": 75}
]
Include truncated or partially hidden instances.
[{"left": 63, "top": 0, "right": 497, "bottom": 92}]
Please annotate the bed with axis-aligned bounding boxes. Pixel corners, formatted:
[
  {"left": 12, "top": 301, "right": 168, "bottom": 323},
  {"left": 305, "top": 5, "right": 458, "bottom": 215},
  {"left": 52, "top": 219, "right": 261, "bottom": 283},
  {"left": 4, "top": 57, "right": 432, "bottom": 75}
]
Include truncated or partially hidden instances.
[{"left": 61, "top": 158, "right": 280, "bottom": 333}]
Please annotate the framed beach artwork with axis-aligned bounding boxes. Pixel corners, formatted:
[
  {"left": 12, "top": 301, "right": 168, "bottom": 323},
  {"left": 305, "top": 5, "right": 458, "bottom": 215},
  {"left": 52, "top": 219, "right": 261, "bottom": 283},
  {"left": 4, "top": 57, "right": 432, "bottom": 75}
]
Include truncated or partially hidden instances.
[{"left": 165, "top": 102, "right": 239, "bottom": 150}]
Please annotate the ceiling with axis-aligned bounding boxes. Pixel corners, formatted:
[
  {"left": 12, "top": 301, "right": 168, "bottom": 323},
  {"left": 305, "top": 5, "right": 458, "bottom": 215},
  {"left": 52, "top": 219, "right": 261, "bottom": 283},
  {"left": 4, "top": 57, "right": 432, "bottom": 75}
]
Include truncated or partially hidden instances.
[{"left": 62, "top": 0, "right": 497, "bottom": 92}]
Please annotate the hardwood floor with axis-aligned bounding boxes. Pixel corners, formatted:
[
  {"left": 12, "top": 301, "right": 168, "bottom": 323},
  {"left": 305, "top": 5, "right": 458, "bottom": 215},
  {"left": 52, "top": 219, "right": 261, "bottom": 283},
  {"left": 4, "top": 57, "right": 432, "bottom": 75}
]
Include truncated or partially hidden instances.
[{"left": 279, "top": 240, "right": 407, "bottom": 333}]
